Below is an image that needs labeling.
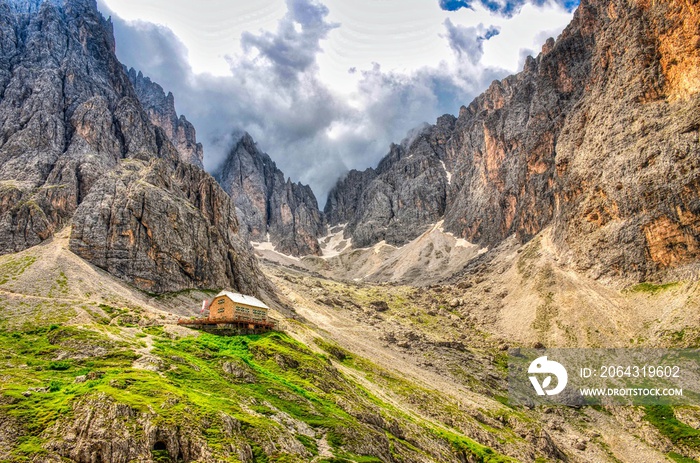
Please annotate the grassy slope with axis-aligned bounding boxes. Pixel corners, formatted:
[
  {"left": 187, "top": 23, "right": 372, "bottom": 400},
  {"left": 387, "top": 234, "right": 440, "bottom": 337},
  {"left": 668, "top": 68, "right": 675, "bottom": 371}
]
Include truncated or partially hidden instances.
[{"left": 0, "top": 323, "right": 522, "bottom": 463}]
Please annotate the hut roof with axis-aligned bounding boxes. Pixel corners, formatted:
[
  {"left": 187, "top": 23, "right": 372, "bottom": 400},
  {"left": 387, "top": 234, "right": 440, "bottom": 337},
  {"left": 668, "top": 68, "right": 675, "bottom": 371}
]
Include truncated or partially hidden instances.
[{"left": 215, "top": 291, "right": 270, "bottom": 310}]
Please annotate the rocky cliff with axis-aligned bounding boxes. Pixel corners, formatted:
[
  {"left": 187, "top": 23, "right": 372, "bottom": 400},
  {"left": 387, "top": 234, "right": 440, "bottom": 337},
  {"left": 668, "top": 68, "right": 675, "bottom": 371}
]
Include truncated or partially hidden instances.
[
  {"left": 69, "top": 159, "right": 262, "bottom": 294},
  {"left": 0, "top": 0, "right": 264, "bottom": 294},
  {"left": 127, "top": 67, "right": 204, "bottom": 168},
  {"left": 325, "top": 0, "right": 700, "bottom": 282},
  {"left": 325, "top": 117, "right": 456, "bottom": 248},
  {"left": 215, "top": 133, "right": 324, "bottom": 256},
  {"left": 323, "top": 167, "right": 377, "bottom": 229}
]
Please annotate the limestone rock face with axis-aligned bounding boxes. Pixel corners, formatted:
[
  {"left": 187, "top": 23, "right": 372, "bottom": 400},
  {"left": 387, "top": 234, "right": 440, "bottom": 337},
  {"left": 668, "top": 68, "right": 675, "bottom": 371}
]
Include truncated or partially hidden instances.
[
  {"left": 69, "top": 159, "right": 264, "bottom": 294},
  {"left": 215, "top": 133, "right": 324, "bottom": 256},
  {"left": 548, "top": 0, "right": 700, "bottom": 280},
  {"left": 0, "top": 0, "right": 178, "bottom": 254},
  {"left": 323, "top": 167, "right": 377, "bottom": 227},
  {"left": 325, "top": 117, "right": 455, "bottom": 248},
  {"left": 324, "top": 0, "right": 700, "bottom": 281},
  {"left": 0, "top": 0, "right": 264, "bottom": 294},
  {"left": 127, "top": 67, "right": 204, "bottom": 168}
]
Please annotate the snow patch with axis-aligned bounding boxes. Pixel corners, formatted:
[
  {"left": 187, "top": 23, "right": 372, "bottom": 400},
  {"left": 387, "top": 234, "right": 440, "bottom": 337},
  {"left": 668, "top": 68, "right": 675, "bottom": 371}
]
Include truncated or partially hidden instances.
[
  {"left": 319, "top": 223, "right": 352, "bottom": 258},
  {"left": 251, "top": 240, "right": 300, "bottom": 261},
  {"left": 253, "top": 241, "right": 275, "bottom": 252},
  {"left": 440, "top": 160, "right": 452, "bottom": 185}
]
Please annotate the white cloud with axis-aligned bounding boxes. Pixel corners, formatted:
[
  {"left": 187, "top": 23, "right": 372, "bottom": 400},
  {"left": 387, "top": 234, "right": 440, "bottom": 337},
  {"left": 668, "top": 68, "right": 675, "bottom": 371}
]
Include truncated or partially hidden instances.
[
  {"left": 100, "top": 0, "right": 288, "bottom": 75},
  {"left": 98, "top": 0, "right": 574, "bottom": 206}
]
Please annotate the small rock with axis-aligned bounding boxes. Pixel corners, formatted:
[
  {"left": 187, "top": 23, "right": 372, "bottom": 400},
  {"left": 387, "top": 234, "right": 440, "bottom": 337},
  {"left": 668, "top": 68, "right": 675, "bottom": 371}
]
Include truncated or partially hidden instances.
[
  {"left": 21, "top": 391, "right": 31, "bottom": 397},
  {"left": 370, "top": 300, "right": 390, "bottom": 312},
  {"left": 221, "top": 362, "right": 255, "bottom": 383},
  {"left": 498, "top": 343, "right": 509, "bottom": 351},
  {"left": 74, "top": 375, "right": 87, "bottom": 383},
  {"left": 87, "top": 371, "right": 104, "bottom": 380},
  {"left": 449, "top": 298, "right": 462, "bottom": 308},
  {"left": 575, "top": 442, "right": 587, "bottom": 451},
  {"left": 533, "top": 341, "right": 545, "bottom": 349},
  {"left": 220, "top": 412, "right": 242, "bottom": 437}
]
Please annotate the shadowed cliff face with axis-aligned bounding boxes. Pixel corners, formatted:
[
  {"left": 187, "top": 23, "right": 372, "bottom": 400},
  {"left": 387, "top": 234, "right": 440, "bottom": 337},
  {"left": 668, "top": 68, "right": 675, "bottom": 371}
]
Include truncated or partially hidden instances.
[
  {"left": 127, "top": 67, "right": 204, "bottom": 169},
  {"left": 325, "top": 0, "right": 700, "bottom": 282},
  {"left": 0, "top": 0, "right": 265, "bottom": 295},
  {"left": 215, "top": 133, "right": 325, "bottom": 257}
]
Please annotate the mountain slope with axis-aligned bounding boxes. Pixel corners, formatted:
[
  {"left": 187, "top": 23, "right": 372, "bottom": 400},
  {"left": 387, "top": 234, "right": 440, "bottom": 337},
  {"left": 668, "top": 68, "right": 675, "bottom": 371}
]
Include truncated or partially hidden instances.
[
  {"left": 0, "top": 0, "right": 264, "bottom": 295},
  {"left": 215, "top": 133, "right": 325, "bottom": 257},
  {"left": 325, "top": 0, "right": 700, "bottom": 283}
]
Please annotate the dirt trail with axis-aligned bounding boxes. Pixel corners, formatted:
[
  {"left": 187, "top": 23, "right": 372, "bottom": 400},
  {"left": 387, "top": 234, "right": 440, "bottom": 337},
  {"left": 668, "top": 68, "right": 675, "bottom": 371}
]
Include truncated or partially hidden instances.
[{"left": 272, "top": 271, "right": 503, "bottom": 412}]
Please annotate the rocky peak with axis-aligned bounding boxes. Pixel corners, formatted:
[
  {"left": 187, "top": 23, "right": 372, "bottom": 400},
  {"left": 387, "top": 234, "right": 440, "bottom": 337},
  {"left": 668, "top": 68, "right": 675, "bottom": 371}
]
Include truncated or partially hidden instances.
[
  {"left": 127, "top": 67, "right": 204, "bottom": 168},
  {"left": 0, "top": 0, "right": 179, "bottom": 252},
  {"left": 325, "top": 116, "right": 456, "bottom": 248},
  {"left": 215, "top": 132, "right": 324, "bottom": 256},
  {"left": 4, "top": 0, "right": 61, "bottom": 14}
]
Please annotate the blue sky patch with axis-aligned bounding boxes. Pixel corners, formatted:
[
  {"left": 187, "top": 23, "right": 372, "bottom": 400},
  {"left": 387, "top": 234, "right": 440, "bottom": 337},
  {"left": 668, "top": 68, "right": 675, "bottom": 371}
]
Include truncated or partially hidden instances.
[
  {"left": 440, "top": 0, "right": 580, "bottom": 15},
  {"left": 439, "top": 0, "right": 474, "bottom": 11}
]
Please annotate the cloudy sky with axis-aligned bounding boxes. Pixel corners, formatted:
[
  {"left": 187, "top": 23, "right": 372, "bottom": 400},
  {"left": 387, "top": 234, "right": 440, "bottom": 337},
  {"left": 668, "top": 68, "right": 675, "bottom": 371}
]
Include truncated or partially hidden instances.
[{"left": 96, "top": 0, "right": 577, "bottom": 206}]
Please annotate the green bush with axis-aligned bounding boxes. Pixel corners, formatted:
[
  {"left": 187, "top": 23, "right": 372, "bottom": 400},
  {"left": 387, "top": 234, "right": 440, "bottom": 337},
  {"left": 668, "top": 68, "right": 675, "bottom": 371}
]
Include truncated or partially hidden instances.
[
  {"left": 48, "top": 361, "right": 71, "bottom": 371},
  {"left": 48, "top": 380, "right": 62, "bottom": 392}
]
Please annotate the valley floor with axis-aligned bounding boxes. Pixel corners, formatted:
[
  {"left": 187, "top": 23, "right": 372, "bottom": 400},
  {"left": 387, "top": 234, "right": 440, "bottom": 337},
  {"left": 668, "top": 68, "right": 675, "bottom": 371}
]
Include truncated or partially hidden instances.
[{"left": 0, "top": 227, "right": 698, "bottom": 462}]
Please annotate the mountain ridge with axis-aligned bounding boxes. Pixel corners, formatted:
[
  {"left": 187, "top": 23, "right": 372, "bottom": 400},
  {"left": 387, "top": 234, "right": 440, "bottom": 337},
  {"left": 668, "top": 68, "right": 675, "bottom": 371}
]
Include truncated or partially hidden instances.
[
  {"left": 127, "top": 67, "right": 204, "bottom": 169},
  {"left": 323, "top": 0, "right": 700, "bottom": 283}
]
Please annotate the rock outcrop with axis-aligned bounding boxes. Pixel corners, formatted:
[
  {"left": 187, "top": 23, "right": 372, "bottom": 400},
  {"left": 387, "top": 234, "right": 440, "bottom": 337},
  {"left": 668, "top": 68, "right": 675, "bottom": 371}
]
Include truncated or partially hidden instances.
[
  {"left": 0, "top": 0, "right": 263, "bottom": 294},
  {"left": 69, "top": 159, "right": 263, "bottom": 294},
  {"left": 127, "top": 67, "right": 204, "bottom": 168},
  {"left": 325, "top": 0, "right": 700, "bottom": 282},
  {"left": 215, "top": 133, "right": 324, "bottom": 256}
]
